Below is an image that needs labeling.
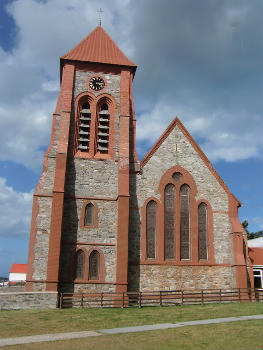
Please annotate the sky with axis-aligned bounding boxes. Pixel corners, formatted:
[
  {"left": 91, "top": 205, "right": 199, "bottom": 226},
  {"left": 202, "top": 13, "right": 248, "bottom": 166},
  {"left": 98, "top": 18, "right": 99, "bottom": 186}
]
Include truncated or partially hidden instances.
[{"left": 0, "top": 0, "right": 262, "bottom": 277}]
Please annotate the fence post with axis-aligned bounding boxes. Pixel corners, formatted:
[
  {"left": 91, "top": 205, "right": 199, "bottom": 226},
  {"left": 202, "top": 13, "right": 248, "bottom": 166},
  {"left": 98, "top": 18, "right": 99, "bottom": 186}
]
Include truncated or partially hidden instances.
[
  {"left": 238, "top": 288, "right": 241, "bottom": 302},
  {"left": 255, "top": 289, "right": 259, "bottom": 302},
  {"left": 139, "top": 292, "right": 142, "bottom": 308},
  {"left": 181, "top": 290, "right": 184, "bottom": 305},
  {"left": 160, "top": 291, "right": 163, "bottom": 307},
  {"left": 219, "top": 289, "right": 221, "bottom": 303},
  {"left": 201, "top": 289, "right": 204, "bottom": 304},
  {"left": 60, "top": 293, "right": 63, "bottom": 309},
  {"left": 122, "top": 292, "right": 124, "bottom": 308},
  {"left": 100, "top": 293, "right": 103, "bottom": 308},
  {"left": 81, "top": 293, "right": 84, "bottom": 308}
]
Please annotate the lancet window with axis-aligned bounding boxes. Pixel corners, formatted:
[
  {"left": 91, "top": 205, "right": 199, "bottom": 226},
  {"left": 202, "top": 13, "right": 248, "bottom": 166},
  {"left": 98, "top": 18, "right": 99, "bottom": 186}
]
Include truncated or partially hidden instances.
[{"left": 146, "top": 201, "right": 157, "bottom": 259}]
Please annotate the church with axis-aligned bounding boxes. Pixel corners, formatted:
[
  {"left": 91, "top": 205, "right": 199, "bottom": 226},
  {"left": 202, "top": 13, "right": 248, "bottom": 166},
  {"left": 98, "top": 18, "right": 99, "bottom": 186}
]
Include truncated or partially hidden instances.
[{"left": 25, "top": 26, "right": 253, "bottom": 294}]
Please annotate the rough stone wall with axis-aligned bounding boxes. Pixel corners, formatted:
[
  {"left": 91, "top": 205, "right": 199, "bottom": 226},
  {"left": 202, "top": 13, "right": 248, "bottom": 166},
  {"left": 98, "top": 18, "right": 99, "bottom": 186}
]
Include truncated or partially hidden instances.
[
  {"left": 29, "top": 112, "right": 62, "bottom": 289},
  {"left": 0, "top": 292, "right": 57, "bottom": 310},
  {"left": 32, "top": 197, "right": 52, "bottom": 281},
  {"left": 128, "top": 124, "right": 235, "bottom": 291},
  {"left": 129, "top": 265, "right": 236, "bottom": 291},
  {"left": 59, "top": 70, "right": 121, "bottom": 292}
]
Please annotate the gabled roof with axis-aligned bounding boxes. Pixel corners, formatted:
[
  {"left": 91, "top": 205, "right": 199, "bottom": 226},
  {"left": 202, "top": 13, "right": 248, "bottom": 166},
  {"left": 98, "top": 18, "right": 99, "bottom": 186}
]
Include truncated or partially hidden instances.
[
  {"left": 61, "top": 26, "right": 136, "bottom": 69},
  {"left": 9, "top": 264, "right": 27, "bottom": 274},
  {"left": 141, "top": 117, "right": 241, "bottom": 206},
  {"left": 248, "top": 247, "right": 263, "bottom": 265}
]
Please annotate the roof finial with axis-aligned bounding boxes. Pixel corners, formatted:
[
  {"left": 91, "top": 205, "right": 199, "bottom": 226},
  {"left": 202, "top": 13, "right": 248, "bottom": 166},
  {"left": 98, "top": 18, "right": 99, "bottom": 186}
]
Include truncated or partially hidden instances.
[{"left": 97, "top": 8, "right": 104, "bottom": 26}]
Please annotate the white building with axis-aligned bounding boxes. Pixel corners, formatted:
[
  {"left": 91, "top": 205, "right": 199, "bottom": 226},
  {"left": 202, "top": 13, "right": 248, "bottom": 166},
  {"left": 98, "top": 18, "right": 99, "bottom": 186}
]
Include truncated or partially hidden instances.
[{"left": 9, "top": 264, "right": 27, "bottom": 284}]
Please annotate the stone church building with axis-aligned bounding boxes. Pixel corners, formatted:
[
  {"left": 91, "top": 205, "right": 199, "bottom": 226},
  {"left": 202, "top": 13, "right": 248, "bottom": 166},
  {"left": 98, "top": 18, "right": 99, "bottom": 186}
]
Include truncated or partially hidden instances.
[{"left": 25, "top": 26, "right": 253, "bottom": 294}]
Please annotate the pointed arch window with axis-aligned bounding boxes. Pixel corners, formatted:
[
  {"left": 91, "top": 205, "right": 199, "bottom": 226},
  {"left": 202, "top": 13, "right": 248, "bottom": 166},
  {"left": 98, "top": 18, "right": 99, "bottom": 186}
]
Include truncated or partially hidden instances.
[
  {"left": 75, "top": 250, "right": 84, "bottom": 279},
  {"left": 78, "top": 102, "right": 91, "bottom": 152},
  {"left": 164, "top": 183, "right": 175, "bottom": 259},
  {"left": 146, "top": 201, "right": 157, "bottom": 259},
  {"left": 89, "top": 250, "right": 99, "bottom": 280},
  {"left": 180, "top": 184, "right": 190, "bottom": 260},
  {"left": 96, "top": 103, "right": 110, "bottom": 154},
  {"left": 198, "top": 203, "right": 208, "bottom": 260},
  {"left": 84, "top": 203, "right": 94, "bottom": 226}
]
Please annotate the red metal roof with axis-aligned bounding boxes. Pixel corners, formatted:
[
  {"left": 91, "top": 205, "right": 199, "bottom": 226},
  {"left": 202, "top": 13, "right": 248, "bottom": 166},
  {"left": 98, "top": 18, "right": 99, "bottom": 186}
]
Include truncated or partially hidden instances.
[
  {"left": 61, "top": 26, "right": 136, "bottom": 68},
  {"left": 248, "top": 248, "right": 263, "bottom": 266},
  {"left": 9, "top": 264, "right": 27, "bottom": 273}
]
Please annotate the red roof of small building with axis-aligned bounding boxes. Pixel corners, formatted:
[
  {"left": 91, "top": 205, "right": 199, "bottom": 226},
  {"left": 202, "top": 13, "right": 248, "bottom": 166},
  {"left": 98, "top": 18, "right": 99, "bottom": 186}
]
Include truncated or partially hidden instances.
[
  {"left": 61, "top": 26, "right": 136, "bottom": 68},
  {"left": 248, "top": 248, "right": 263, "bottom": 266},
  {"left": 9, "top": 264, "right": 27, "bottom": 274}
]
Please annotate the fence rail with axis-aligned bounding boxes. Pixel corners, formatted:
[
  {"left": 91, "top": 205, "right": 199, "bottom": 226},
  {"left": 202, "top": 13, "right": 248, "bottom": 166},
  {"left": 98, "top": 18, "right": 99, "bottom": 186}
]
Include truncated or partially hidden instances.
[{"left": 58, "top": 288, "right": 263, "bottom": 309}]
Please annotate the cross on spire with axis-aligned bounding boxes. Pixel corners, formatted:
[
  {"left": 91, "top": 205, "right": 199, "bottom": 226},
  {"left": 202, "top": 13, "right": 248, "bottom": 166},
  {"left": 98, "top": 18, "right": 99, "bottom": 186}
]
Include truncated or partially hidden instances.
[{"left": 97, "top": 8, "right": 104, "bottom": 26}]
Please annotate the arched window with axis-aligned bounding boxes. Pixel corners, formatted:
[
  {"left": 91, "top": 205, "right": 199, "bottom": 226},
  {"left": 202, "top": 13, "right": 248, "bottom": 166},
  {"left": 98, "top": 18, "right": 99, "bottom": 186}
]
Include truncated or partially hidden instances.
[
  {"left": 89, "top": 250, "right": 99, "bottom": 280},
  {"left": 146, "top": 201, "right": 157, "bottom": 259},
  {"left": 164, "top": 183, "right": 175, "bottom": 259},
  {"left": 198, "top": 203, "right": 208, "bottom": 260},
  {"left": 96, "top": 103, "right": 110, "bottom": 154},
  {"left": 78, "top": 102, "right": 91, "bottom": 152},
  {"left": 172, "top": 172, "right": 182, "bottom": 182},
  {"left": 180, "top": 184, "right": 190, "bottom": 260},
  {"left": 75, "top": 250, "right": 84, "bottom": 279},
  {"left": 84, "top": 203, "right": 94, "bottom": 226}
]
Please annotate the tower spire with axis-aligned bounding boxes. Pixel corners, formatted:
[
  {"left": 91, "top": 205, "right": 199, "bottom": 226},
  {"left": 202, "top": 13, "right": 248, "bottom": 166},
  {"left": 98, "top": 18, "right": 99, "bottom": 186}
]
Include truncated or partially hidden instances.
[{"left": 97, "top": 8, "right": 104, "bottom": 26}]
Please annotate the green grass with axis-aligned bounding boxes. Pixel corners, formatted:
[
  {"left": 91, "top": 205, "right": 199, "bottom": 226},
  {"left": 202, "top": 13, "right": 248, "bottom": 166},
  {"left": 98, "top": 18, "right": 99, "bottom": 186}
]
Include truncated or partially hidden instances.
[
  {"left": 0, "top": 302, "right": 262, "bottom": 339},
  {"left": 4, "top": 320, "right": 263, "bottom": 350}
]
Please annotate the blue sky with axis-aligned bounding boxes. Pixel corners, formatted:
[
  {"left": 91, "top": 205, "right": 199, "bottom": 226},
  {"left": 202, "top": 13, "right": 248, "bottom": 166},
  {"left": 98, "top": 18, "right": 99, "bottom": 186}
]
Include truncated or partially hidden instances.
[{"left": 0, "top": 0, "right": 262, "bottom": 277}]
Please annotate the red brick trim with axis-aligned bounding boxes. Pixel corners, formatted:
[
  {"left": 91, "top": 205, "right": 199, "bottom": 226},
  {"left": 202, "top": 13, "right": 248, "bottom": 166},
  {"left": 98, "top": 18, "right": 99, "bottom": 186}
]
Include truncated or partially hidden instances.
[
  {"left": 46, "top": 64, "right": 75, "bottom": 292},
  {"left": 228, "top": 193, "right": 251, "bottom": 289},
  {"left": 79, "top": 200, "right": 98, "bottom": 229},
  {"left": 74, "top": 91, "right": 117, "bottom": 160},
  {"left": 115, "top": 70, "right": 131, "bottom": 294},
  {"left": 196, "top": 199, "right": 215, "bottom": 263},
  {"left": 63, "top": 242, "right": 116, "bottom": 246},
  {"left": 140, "top": 197, "right": 162, "bottom": 262},
  {"left": 68, "top": 246, "right": 106, "bottom": 283}
]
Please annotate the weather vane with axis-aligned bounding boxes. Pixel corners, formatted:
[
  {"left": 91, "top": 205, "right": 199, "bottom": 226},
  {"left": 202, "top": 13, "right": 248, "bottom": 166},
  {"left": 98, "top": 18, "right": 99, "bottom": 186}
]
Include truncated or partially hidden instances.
[{"left": 97, "top": 8, "right": 104, "bottom": 26}]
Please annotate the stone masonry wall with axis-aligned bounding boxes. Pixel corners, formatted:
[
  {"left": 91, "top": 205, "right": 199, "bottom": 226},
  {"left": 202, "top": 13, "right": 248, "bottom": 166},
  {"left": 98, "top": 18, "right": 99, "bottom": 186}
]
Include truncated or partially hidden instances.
[
  {"left": 129, "top": 265, "right": 236, "bottom": 291},
  {"left": 0, "top": 292, "right": 58, "bottom": 310},
  {"left": 128, "top": 124, "right": 235, "bottom": 291},
  {"left": 59, "top": 70, "right": 121, "bottom": 292},
  {"left": 32, "top": 197, "right": 53, "bottom": 282}
]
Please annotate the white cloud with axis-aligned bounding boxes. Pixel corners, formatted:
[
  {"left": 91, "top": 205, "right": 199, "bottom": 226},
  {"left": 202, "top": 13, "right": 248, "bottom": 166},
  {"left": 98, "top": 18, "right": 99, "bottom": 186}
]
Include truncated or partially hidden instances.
[
  {"left": 0, "top": 0, "right": 261, "bottom": 170},
  {"left": 0, "top": 177, "right": 33, "bottom": 237},
  {"left": 136, "top": 101, "right": 262, "bottom": 162}
]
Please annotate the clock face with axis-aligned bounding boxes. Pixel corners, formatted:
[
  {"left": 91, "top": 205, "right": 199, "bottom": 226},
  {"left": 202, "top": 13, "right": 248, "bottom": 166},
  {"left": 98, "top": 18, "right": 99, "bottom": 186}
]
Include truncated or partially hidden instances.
[{"left": 89, "top": 76, "right": 105, "bottom": 91}]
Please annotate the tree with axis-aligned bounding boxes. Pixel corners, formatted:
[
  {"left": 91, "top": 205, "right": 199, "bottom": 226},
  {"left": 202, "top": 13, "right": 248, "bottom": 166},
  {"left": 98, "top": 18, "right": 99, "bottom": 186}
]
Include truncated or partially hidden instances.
[{"left": 242, "top": 220, "right": 263, "bottom": 240}]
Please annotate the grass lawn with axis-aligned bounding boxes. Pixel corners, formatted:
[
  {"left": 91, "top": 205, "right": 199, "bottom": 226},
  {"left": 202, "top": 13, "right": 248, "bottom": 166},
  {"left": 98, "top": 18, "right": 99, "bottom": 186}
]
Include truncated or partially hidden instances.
[
  {"left": 0, "top": 302, "right": 262, "bottom": 339},
  {"left": 3, "top": 320, "right": 263, "bottom": 350}
]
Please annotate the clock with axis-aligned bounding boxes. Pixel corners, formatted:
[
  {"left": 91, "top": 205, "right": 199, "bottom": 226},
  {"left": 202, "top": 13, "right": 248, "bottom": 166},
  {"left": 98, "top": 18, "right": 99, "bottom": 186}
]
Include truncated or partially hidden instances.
[{"left": 89, "top": 76, "right": 105, "bottom": 91}]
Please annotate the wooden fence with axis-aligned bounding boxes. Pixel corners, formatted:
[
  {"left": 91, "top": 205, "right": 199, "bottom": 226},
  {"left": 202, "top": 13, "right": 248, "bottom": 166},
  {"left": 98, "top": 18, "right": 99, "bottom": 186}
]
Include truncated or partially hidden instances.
[{"left": 58, "top": 288, "right": 263, "bottom": 309}]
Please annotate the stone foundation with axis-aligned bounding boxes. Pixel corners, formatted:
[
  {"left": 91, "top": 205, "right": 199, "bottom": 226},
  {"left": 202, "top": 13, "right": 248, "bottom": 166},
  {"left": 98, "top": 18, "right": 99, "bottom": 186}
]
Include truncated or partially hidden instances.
[{"left": 0, "top": 292, "right": 58, "bottom": 310}]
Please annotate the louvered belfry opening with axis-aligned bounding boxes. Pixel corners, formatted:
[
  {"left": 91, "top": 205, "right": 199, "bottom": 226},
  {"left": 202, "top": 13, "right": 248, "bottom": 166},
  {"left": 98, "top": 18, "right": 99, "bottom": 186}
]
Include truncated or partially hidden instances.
[
  {"left": 78, "top": 102, "right": 91, "bottom": 152},
  {"left": 164, "top": 183, "right": 175, "bottom": 259},
  {"left": 180, "top": 184, "right": 190, "bottom": 260},
  {"left": 198, "top": 203, "right": 208, "bottom": 260},
  {"left": 89, "top": 250, "right": 99, "bottom": 280},
  {"left": 146, "top": 201, "right": 157, "bottom": 259},
  {"left": 97, "top": 103, "right": 110, "bottom": 153},
  {"left": 84, "top": 203, "right": 94, "bottom": 226},
  {"left": 75, "top": 250, "right": 84, "bottom": 279}
]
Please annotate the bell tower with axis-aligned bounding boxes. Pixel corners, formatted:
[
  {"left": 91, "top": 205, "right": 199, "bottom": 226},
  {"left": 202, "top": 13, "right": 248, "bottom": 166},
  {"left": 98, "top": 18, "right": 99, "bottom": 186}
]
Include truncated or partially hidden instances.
[{"left": 26, "top": 26, "right": 137, "bottom": 293}]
